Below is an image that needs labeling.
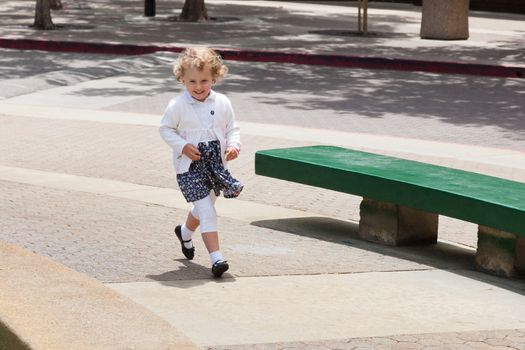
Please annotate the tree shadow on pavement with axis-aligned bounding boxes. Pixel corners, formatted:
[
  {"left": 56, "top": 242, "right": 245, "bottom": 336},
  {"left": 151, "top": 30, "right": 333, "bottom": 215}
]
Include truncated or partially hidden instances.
[
  {"left": 252, "top": 216, "right": 525, "bottom": 295},
  {"left": 221, "top": 61, "right": 525, "bottom": 133},
  {"left": 213, "top": 61, "right": 525, "bottom": 153},
  {"left": 60, "top": 57, "right": 524, "bottom": 151},
  {"left": 0, "top": 49, "right": 122, "bottom": 80}
]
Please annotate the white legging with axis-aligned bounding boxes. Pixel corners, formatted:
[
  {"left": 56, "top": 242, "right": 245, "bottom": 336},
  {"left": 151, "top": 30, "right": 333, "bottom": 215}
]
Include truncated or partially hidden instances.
[{"left": 190, "top": 192, "right": 218, "bottom": 233}]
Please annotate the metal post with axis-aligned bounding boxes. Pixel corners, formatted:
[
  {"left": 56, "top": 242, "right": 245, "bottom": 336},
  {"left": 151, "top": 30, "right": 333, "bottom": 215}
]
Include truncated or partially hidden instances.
[{"left": 145, "top": 0, "right": 155, "bottom": 17}]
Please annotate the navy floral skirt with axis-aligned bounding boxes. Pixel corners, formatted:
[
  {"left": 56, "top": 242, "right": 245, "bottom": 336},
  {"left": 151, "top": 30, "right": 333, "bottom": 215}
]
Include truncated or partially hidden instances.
[{"left": 177, "top": 140, "right": 243, "bottom": 203}]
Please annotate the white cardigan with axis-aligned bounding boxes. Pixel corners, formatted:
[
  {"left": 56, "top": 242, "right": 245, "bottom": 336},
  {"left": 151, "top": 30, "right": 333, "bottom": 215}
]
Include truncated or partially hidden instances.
[{"left": 159, "top": 90, "right": 241, "bottom": 174}]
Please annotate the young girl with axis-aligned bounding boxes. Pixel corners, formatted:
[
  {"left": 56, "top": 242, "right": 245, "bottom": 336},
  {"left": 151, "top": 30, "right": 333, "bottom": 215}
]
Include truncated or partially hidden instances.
[{"left": 159, "top": 47, "right": 243, "bottom": 278}]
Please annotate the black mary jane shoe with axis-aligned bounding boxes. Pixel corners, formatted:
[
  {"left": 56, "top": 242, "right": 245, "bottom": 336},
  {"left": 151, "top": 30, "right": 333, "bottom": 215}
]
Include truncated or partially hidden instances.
[
  {"left": 175, "top": 225, "right": 195, "bottom": 260},
  {"left": 211, "top": 260, "right": 229, "bottom": 278}
]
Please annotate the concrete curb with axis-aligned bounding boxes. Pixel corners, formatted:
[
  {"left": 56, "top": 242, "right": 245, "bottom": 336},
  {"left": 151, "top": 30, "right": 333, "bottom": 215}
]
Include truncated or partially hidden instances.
[
  {"left": 0, "top": 241, "right": 200, "bottom": 350},
  {"left": 1, "top": 38, "right": 524, "bottom": 79}
]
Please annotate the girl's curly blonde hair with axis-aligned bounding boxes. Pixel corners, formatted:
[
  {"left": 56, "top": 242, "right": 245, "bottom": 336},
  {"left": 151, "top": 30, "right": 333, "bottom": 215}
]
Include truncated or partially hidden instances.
[{"left": 173, "top": 47, "right": 228, "bottom": 82}]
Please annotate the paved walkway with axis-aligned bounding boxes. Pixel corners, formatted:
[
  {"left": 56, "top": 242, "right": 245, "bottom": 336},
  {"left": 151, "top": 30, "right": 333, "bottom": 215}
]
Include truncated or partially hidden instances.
[{"left": 1, "top": 0, "right": 524, "bottom": 349}]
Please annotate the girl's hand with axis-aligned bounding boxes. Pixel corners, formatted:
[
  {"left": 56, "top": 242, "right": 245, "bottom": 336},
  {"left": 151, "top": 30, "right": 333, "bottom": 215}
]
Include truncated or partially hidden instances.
[
  {"left": 182, "top": 144, "right": 201, "bottom": 161},
  {"left": 225, "top": 147, "right": 239, "bottom": 161}
]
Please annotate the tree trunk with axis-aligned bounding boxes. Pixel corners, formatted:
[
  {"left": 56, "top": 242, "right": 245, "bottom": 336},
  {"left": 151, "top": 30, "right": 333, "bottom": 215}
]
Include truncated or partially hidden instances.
[
  {"left": 34, "top": 0, "right": 56, "bottom": 30},
  {"left": 50, "top": 0, "right": 63, "bottom": 10},
  {"left": 357, "top": 0, "right": 362, "bottom": 32},
  {"left": 420, "top": 0, "right": 469, "bottom": 40},
  {"left": 179, "top": 0, "right": 208, "bottom": 22},
  {"left": 357, "top": 0, "right": 369, "bottom": 34}
]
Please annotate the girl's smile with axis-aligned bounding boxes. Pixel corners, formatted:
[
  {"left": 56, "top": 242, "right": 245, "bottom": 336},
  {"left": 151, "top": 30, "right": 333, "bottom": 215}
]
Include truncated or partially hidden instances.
[{"left": 181, "top": 66, "right": 216, "bottom": 102}]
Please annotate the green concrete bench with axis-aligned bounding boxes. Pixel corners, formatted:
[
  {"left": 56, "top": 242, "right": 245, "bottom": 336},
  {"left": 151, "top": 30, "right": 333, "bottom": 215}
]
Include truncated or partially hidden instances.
[{"left": 255, "top": 145, "right": 525, "bottom": 277}]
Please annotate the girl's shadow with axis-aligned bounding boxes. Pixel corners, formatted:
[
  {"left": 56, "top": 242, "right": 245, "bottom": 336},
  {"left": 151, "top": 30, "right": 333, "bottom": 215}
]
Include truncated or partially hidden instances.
[{"left": 146, "top": 259, "right": 236, "bottom": 288}]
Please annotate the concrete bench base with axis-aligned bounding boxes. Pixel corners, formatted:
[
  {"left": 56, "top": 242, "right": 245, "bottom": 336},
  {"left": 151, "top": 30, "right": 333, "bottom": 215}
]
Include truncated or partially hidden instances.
[
  {"left": 359, "top": 200, "right": 525, "bottom": 278},
  {"left": 359, "top": 198, "right": 438, "bottom": 246},
  {"left": 476, "top": 226, "right": 525, "bottom": 277}
]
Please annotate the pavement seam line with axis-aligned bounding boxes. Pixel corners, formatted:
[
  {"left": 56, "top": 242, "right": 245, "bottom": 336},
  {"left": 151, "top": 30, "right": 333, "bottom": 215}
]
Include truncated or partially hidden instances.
[
  {"left": 104, "top": 267, "right": 438, "bottom": 285},
  {"left": 0, "top": 165, "right": 325, "bottom": 223}
]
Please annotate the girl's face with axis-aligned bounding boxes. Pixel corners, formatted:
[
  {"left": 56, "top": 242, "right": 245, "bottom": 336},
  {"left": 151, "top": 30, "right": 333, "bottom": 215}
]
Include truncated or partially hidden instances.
[{"left": 181, "top": 65, "right": 215, "bottom": 102}]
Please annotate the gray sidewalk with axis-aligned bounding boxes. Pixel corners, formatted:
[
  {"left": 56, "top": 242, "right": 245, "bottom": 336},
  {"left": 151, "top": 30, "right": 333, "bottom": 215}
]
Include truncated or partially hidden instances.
[
  {"left": 1, "top": 1, "right": 525, "bottom": 349},
  {"left": 2, "top": 0, "right": 525, "bottom": 67}
]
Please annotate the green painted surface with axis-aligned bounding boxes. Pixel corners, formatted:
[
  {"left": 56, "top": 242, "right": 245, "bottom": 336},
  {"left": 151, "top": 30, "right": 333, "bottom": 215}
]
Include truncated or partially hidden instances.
[{"left": 255, "top": 145, "right": 525, "bottom": 236}]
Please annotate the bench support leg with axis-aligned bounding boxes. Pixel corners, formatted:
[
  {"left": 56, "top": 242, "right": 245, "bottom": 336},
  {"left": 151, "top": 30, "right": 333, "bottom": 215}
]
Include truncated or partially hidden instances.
[
  {"left": 358, "top": 198, "right": 438, "bottom": 246},
  {"left": 476, "top": 226, "right": 525, "bottom": 277}
]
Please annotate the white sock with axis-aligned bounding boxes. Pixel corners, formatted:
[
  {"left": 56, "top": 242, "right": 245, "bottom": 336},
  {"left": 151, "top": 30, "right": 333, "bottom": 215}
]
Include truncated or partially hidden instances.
[
  {"left": 209, "top": 250, "right": 224, "bottom": 265},
  {"left": 181, "top": 224, "right": 194, "bottom": 249}
]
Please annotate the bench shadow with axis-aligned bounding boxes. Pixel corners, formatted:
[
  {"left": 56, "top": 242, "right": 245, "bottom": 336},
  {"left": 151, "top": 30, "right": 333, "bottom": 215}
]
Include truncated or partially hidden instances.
[
  {"left": 251, "top": 216, "right": 525, "bottom": 295},
  {"left": 145, "top": 259, "right": 237, "bottom": 288}
]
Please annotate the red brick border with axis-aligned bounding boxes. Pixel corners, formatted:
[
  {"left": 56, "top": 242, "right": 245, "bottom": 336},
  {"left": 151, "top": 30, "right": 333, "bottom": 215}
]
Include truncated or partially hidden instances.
[{"left": 1, "top": 38, "right": 523, "bottom": 79}]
